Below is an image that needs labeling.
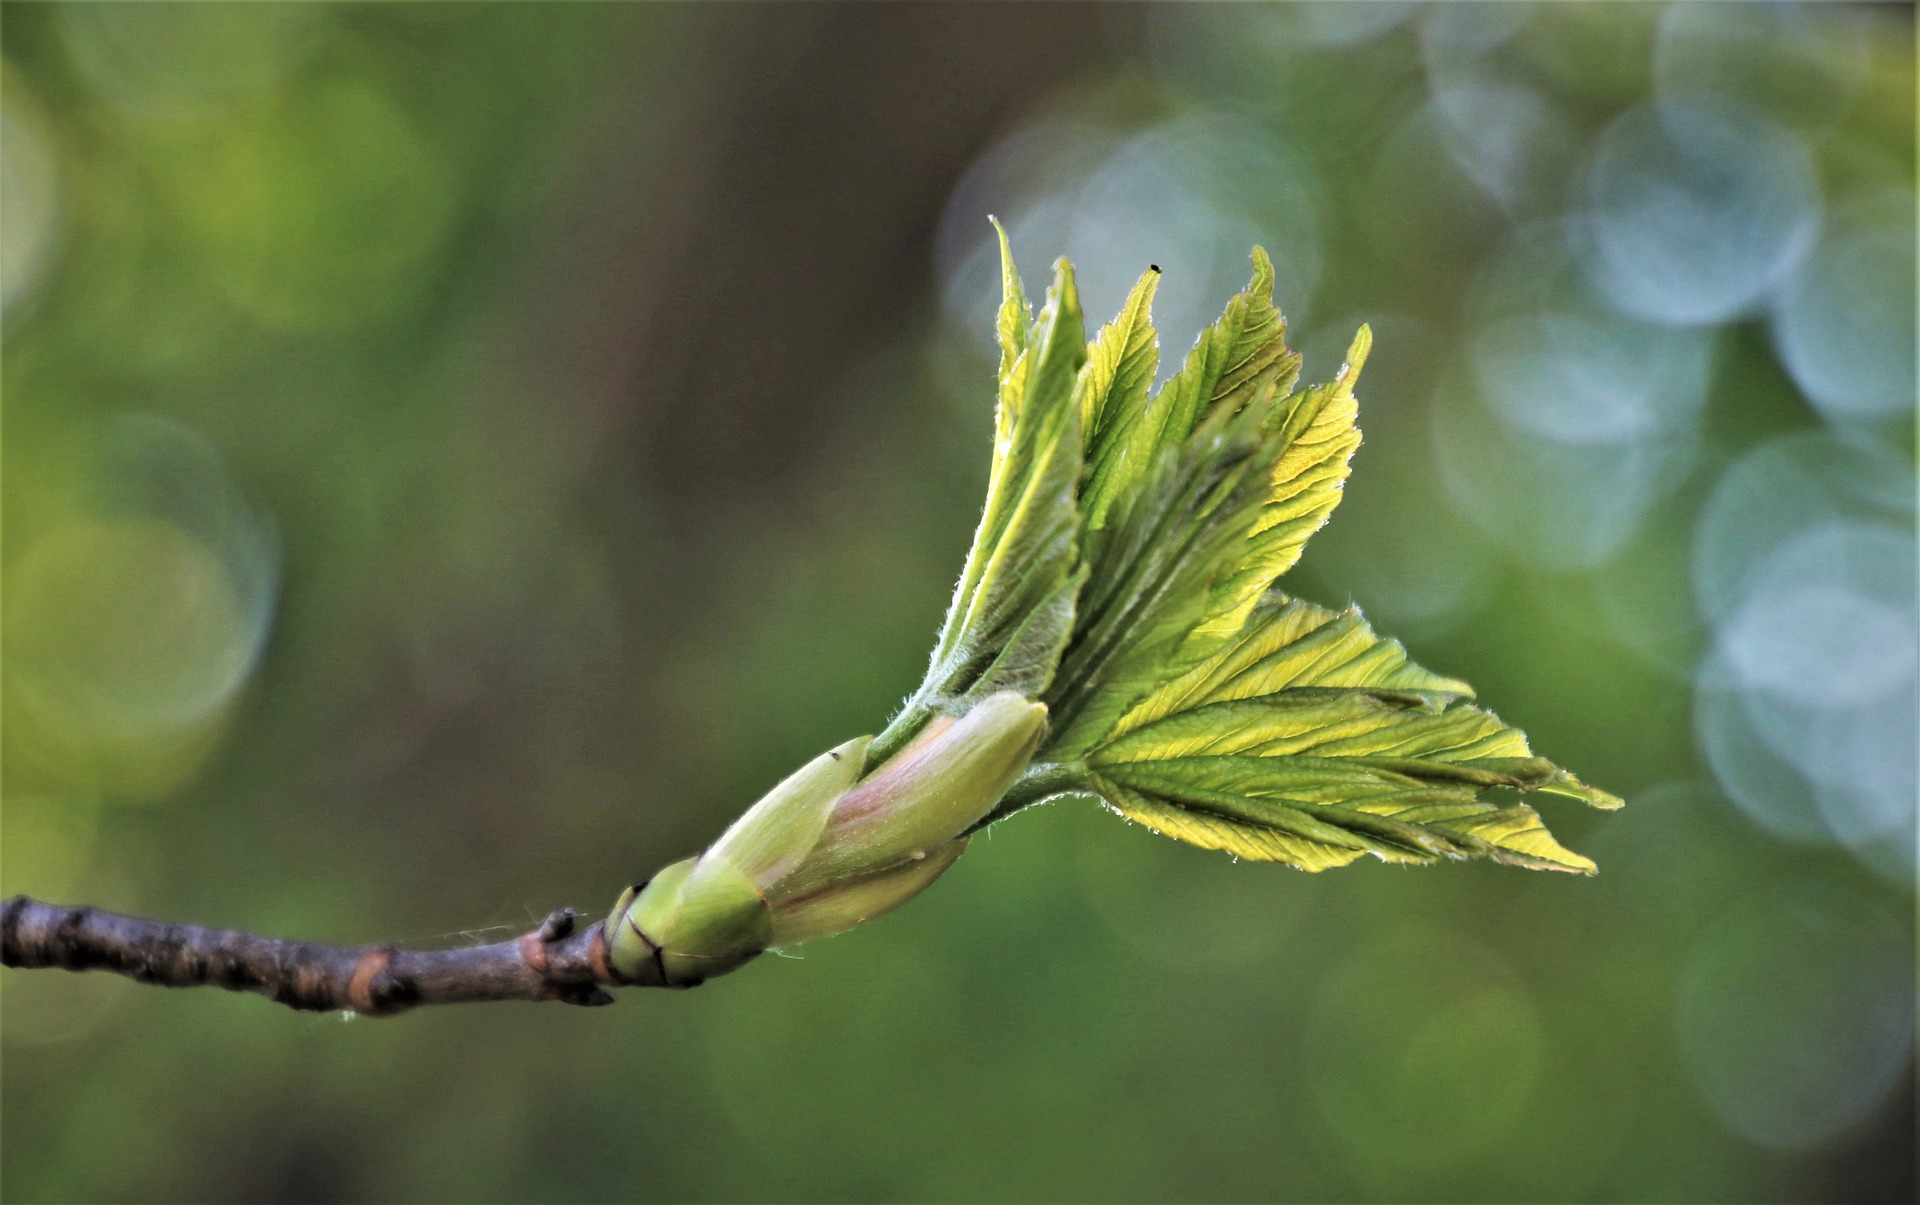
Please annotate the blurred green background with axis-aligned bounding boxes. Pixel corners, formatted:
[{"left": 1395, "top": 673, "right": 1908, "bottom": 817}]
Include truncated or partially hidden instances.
[{"left": 2, "top": 4, "right": 1913, "bottom": 1202}]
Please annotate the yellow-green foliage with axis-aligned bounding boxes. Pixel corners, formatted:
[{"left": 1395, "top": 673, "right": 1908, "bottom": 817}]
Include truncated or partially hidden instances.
[
  {"left": 629, "top": 229, "right": 1621, "bottom": 987},
  {"left": 890, "top": 227, "right": 1618, "bottom": 873}
]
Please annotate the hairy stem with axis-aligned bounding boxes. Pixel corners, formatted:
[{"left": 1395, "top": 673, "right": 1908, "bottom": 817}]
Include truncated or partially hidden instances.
[
  {"left": 973, "top": 759, "right": 1091, "bottom": 829},
  {"left": 1, "top": 895, "right": 681, "bottom": 1016}
]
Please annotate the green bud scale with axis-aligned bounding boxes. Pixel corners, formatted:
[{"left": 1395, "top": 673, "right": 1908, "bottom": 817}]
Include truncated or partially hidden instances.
[{"left": 606, "top": 693, "right": 1047, "bottom": 987}]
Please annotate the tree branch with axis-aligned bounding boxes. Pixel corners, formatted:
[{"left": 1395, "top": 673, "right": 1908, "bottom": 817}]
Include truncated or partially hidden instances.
[{"left": 1, "top": 895, "right": 681, "bottom": 1016}]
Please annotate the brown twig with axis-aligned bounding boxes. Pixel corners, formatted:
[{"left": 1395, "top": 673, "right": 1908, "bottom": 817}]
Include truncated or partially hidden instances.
[{"left": 1, "top": 895, "right": 676, "bottom": 1016}]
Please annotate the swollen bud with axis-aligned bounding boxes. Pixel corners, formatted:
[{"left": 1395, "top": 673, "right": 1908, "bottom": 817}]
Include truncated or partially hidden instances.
[
  {"left": 605, "top": 693, "right": 1047, "bottom": 986},
  {"left": 614, "top": 854, "right": 769, "bottom": 986},
  {"left": 772, "top": 693, "right": 1047, "bottom": 901},
  {"left": 709, "top": 736, "right": 871, "bottom": 887},
  {"left": 767, "top": 838, "right": 968, "bottom": 947},
  {"left": 605, "top": 738, "right": 865, "bottom": 987}
]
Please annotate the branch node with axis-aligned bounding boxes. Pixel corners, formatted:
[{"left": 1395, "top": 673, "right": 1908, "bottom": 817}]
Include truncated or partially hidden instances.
[
  {"left": 586, "top": 922, "right": 629, "bottom": 986},
  {"left": 537, "top": 908, "right": 577, "bottom": 942},
  {"left": 519, "top": 931, "right": 551, "bottom": 975},
  {"left": 347, "top": 947, "right": 397, "bottom": 1015}
]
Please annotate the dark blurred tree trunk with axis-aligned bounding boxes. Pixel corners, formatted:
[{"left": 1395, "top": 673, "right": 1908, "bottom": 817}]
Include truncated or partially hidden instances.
[{"left": 617, "top": 3, "right": 1112, "bottom": 520}]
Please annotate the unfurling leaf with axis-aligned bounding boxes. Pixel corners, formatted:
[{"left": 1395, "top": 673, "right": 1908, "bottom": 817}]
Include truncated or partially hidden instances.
[
  {"left": 1038, "top": 250, "right": 1353, "bottom": 765},
  {"left": 777, "top": 693, "right": 1046, "bottom": 897},
  {"left": 992, "top": 244, "right": 1611, "bottom": 875},
  {"left": 613, "top": 231, "right": 1620, "bottom": 989},
  {"left": 610, "top": 692, "right": 1046, "bottom": 985},
  {"left": 871, "top": 238, "right": 1087, "bottom": 763}
]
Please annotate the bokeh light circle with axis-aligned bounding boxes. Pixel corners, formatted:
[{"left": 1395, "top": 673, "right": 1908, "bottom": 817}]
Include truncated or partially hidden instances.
[
  {"left": 1718, "top": 524, "right": 1914, "bottom": 713},
  {"left": 1694, "top": 667, "right": 1828, "bottom": 846},
  {"left": 940, "top": 111, "right": 1323, "bottom": 376},
  {"left": 4, "top": 416, "right": 279, "bottom": 761},
  {"left": 1, "top": 73, "right": 61, "bottom": 319},
  {"left": 1772, "top": 191, "right": 1918, "bottom": 424},
  {"left": 1286, "top": 2, "right": 1420, "bottom": 48},
  {"left": 1676, "top": 878, "right": 1913, "bottom": 1152},
  {"left": 1472, "top": 308, "right": 1712, "bottom": 448},
  {"left": 1306, "top": 927, "right": 1544, "bottom": 1181},
  {"left": 1708, "top": 521, "right": 1915, "bottom": 850},
  {"left": 1431, "top": 81, "right": 1578, "bottom": 217},
  {"left": 1653, "top": 2, "right": 1874, "bottom": 132},
  {"left": 154, "top": 80, "right": 458, "bottom": 331},
  {"left": 1579, "top": 99, "right": 1819, "bottom": 326},
  {"left": 1693, "top": 431, "right": 1914, "bottom": 858},
  {"left": 1469, "top": 219, "right": 1716, "bottom": 449},
  {"left": 1692, "top": 430, "right": 1914, "bottom": 627},
  {"left": 8, "top": 516, "right": 255, "bottom": 739},
  {"left": 1420, "top": 1, "right": 1529, "bottom": 69},
  {"left": 56, "top": 4, "right": 322, "bottom": 119},
  {"left": 1432, "top": 355, "right": 1698, "bottom": 572}
]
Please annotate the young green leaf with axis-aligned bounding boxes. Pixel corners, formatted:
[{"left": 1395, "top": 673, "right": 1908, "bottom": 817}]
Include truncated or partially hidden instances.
[
  {"left": 871, "top": 242, "right": 1087, "bottom": 763},
  {"left": 1181, "top": 326, "right": 1368, "bottom": 660},
  {"left": 1149, "top": 246, "right": 1301, "bottom": 446},
  {"left": 1042, "top": 400, "right": 1288, "bottom": 761},
  {"left": 1078, "top": 266, "right": 1162, "bottom": 531},
  {"left": 1055, "top": 594, "right": 1620, "bottom": 873},
  {"left": 990, "top": 216, "right": 1033, "bottom": 453},
  {"left": 1039, "top": 250, "right": 1333, "bottom": 763},
  {"left": 900, "top": 236, "right": 1614, "bottom": 878}
]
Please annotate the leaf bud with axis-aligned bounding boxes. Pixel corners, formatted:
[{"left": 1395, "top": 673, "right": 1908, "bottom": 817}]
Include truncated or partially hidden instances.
[
  {"left": 768, "top": 838, "right": 968, "bottom": 947},
  {"left": 770, "top": 692, "right": 1046, "bottom": 903},
  {"left": 605, "top": 693, "right": 1046, "bottom": 985},
  {"left": 605, "top": 738, "right": 866, "bottom": 986}
]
